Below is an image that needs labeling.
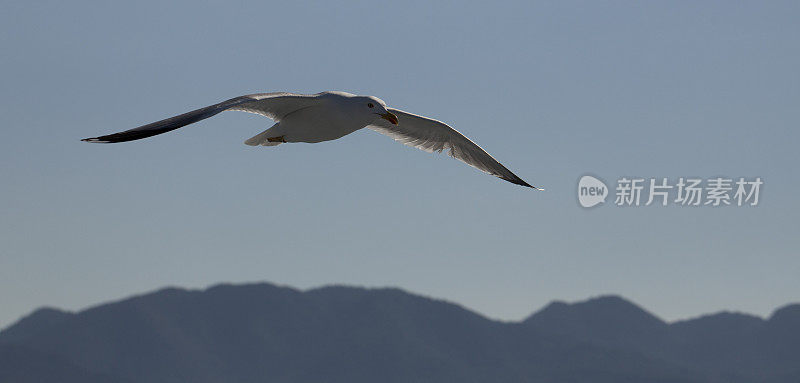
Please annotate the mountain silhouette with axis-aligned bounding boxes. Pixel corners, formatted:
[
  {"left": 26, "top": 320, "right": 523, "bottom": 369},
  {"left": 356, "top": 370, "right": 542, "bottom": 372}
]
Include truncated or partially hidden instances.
[
  {"left": 524, "top": 295, "right": 800, "bottom": 382},
  {"left": 523, "top": 295, "right": 670, "bottom": 352},
  {"left": 1, "top": 283, "right": 797, "bottom": 383}
]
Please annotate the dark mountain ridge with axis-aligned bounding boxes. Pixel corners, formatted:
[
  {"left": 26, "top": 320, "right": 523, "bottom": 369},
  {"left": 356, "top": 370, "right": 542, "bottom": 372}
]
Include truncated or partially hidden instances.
[{"left": 1, "top": 283, "right": 798, "bottom": 383}]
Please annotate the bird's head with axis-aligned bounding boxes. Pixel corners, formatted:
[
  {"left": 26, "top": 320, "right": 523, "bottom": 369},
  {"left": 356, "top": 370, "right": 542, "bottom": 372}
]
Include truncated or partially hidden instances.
[{"left": 356, "top": 95, "right": 398, "bottom": 125}]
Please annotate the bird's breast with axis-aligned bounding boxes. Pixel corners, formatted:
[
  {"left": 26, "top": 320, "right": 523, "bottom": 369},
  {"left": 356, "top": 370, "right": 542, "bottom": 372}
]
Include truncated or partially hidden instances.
[{"left": 280, "top": 105, "right": 364, "bottom": 143}]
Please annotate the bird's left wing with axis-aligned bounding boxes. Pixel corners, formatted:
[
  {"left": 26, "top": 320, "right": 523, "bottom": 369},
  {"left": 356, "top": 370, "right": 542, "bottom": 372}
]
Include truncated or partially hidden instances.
[
  {"left": 367, "top": 108, "right": 540, "bottom": 189},
  {"left": 82, "top": 92, "right": 319, "bottom": 143}
]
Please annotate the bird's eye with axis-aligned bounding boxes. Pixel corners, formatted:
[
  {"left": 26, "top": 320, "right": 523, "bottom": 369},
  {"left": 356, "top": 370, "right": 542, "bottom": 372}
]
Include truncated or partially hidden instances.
[{"left": 367, "top": 103, "right": 374, "bottom": 108}]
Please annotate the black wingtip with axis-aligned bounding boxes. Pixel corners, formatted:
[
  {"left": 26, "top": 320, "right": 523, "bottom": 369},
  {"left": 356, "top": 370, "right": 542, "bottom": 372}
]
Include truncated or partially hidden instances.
[
  {"left": 503, "top": 176, "right": 544, "bottom": 190},
  {"left": 79, "top": 128, "right": 167, "bottom": 143},
  {"left": 522, "top": 182, "right": 546, "bottom": 191},
  {"left": 81, "top": 137, "right": 109, "bottom": 143},
  {"left": 523, "top": 181, "right": 545, "bottom": 191}
]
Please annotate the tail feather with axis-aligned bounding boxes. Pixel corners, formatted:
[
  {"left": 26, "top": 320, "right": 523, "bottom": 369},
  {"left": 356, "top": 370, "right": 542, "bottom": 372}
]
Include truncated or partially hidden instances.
[{"left": 245, "top": 123, "right": 283, "bottom": 146}]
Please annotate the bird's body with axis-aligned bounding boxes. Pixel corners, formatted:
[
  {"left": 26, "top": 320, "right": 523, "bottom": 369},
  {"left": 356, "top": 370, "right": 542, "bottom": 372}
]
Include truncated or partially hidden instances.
[
  {"left": 83, "top": 91, "right": 540, "bottom": 189},
  {"left": 243, "top": 92, "right": 374, "bottom": 144}
]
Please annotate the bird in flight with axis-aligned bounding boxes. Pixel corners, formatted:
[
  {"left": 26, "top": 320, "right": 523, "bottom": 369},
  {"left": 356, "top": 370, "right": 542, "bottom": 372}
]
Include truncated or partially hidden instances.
[{"left": 83, "top": 91, "right": 540, "bottom": 189}]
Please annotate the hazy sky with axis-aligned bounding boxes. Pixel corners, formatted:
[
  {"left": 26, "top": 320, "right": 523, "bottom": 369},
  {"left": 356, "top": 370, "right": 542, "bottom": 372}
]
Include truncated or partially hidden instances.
[{"left": 1, "top": 1, "right": 799, "bottom": 329}]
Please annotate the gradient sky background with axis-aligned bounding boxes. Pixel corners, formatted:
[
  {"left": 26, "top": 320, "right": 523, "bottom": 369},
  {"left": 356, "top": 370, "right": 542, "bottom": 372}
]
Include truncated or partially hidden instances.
[{"left": 1, "top": 1, "right": 798, "bottom": 329}]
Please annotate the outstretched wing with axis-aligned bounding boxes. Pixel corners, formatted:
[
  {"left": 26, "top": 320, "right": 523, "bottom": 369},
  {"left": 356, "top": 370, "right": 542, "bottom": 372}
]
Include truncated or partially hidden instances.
[
  {"left": 368, "top": 108, "right": 540, "bottom": 189},
  {"left": 82, "top": 92, "right": 320, "bottom": 143}
]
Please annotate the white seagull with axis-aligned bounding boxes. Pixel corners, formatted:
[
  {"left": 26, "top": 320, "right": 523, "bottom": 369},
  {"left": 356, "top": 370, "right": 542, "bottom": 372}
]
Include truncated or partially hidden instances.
[{"left": 83, "top": 91, "right": 540, "bottom": 189}]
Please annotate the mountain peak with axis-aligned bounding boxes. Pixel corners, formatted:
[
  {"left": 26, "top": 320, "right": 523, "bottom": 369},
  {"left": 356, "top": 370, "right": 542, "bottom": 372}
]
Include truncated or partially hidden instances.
[
  {"left": 522, "top": 295, "right": 667, "bottom": 350},
  {"left": 768, "top": 303, "right": 800, "bottom": 324},
  {"left": 525, "top": 295, "right": 665, "bottom": 327},
  {"left": 766, "top": 303, "right": 800, "bottom": 345},
  {"left": 0, "top": 307, "right": 73, "bottom": 343},
  {"left": 671, "top": 311, "right": 764, "bottom": 328}
]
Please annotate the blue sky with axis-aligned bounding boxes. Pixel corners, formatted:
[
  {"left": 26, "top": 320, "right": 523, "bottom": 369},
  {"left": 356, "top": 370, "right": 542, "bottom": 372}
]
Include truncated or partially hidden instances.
[{"left": 1, "top": 1, "right": 799, "bottom": 328}]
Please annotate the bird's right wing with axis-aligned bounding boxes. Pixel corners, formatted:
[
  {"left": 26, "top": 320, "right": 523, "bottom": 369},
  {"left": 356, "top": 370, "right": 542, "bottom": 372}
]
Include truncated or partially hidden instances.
[
  {"left": 368, "top": 108, "right": 540, "bottom": 189},
  {"left": 82, "top": 92, "right": 320, "bottom": 143}
]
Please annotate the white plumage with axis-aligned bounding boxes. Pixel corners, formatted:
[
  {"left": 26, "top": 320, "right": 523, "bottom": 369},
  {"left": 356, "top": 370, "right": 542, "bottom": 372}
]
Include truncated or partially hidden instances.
[{"left": 83, "top": 91, "right": 539, "bottom": 189}]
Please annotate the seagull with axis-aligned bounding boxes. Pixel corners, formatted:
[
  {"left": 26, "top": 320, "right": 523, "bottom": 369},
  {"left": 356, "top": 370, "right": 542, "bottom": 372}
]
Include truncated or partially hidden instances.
[{"left": 82, "top": 91, "right": 540, "bottom": 189}]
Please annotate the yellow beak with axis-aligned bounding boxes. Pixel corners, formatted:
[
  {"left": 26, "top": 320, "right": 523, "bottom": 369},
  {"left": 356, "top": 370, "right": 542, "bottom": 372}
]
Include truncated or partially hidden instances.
[{"left": 379, "top": 111, "right": 399, "bottom": 125}]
